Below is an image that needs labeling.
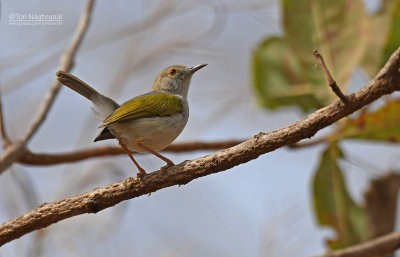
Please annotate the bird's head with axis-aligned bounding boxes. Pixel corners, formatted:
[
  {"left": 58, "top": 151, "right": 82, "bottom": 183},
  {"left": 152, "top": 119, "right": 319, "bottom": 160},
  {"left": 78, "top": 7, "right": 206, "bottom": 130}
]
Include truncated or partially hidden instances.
[{"left": 152, "top": 64, "right": 207, "bottom": 97}]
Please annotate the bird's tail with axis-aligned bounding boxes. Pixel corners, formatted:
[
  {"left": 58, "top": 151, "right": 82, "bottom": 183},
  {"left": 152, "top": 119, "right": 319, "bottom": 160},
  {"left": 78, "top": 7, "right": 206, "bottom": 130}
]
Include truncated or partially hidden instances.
[{"left": 56, "top": 70, "right": 119, "bottom": 120}]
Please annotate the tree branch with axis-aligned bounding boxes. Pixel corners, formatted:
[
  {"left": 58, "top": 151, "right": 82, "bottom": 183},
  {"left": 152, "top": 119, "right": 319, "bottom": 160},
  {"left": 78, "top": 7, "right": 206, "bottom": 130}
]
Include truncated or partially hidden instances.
[
  {"left": 318, "top": 231, "right": 400, "bottom": 257},
  {"left": 1, "top": 47, "right": 399, "bottom": 247},
  {"left": 0, "top": 92, "right": 10, "bottom": 147},
  {"left": 18, "top": 140, "right": 244, "bottom": 166},
  {"left": 313, "top": 50, "right": 349, "bottom": 104},
  {"left": 288, "top": 136, "right": 328, "bottom": 149},
  {"left": 0, "top": 0, "right": 95, "bottom": 174}
]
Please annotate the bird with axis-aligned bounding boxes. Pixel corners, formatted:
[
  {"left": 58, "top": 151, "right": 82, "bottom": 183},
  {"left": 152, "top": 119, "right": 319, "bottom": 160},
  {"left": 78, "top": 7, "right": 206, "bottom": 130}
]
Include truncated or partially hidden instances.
[{"left": 56, "top": 64, "right": 207, "bottom": 177}]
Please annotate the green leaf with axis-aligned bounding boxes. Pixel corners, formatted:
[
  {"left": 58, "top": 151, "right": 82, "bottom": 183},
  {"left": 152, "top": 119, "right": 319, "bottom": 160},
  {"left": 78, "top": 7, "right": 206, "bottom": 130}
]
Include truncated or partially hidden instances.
[
  {"left": 382, "top": 0, "right": 400, "bottom": 68},
  {"left": 283, "top": 0, "right": 369, "bottom": 92},
  {"left": 362, "top": 0, "right": 400, "bottom": 77},
  {"left": 252, "top": 0, "right": 369, "bottom": 112},
  {"left": 332, "top": 99, "right": 400, "bottom": 142},
  {"left": 313, "top": 143, "right": 369, "bottom": 249},
  {"left": 252, "top": 37, "right": 327, "bottom": 112}
]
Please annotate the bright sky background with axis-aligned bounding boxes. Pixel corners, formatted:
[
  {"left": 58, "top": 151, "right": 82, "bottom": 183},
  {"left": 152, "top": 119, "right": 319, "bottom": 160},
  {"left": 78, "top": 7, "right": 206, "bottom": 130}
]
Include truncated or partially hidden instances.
[{"left": 1, "top": 0, "right": 399, "bottom": 256}]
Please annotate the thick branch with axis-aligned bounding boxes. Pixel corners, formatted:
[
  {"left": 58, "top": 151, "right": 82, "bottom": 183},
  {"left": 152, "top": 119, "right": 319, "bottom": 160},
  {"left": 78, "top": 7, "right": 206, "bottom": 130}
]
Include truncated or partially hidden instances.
[
  {"left": 313, "top": 50, "right": 349, "bottom": 103},
  {"left": 319, "top": 231, "right": 400, "bottom": 257},
  {"left": 1, "top": 47, "right": 399, "bottom": 247},
  {"left": 18, "top": 140, "right": 243, "bottom": 166},
  {"left": 0, "top": 0, "right": 95, "bottom": 174}
]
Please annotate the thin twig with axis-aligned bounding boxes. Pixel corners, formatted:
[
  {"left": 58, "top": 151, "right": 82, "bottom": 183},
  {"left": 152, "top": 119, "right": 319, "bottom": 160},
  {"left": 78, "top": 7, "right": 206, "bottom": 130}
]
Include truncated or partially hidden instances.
[
  {"left": 1, "top": 46, "right": 399, "bottom": 246},
  {"left": 313, "top": 50, "right": 349, "bottom": 104},
  {"left": 0, "top": 0, "right": 95, "bottom": 174},
  {"left": 318, "top": 231, "right": 400, "bottom": 257},
  {"left": 18, "top": 140, "right": 244, "bottom": 166},
  {"left": 288, "top": 136, "right": 328, "bottom": 149},
  {"left": 0, "top": 92, "right": 11, "bottom": 147},
  {"left": 23, "top": 0, "right": 95, "bottom": 142}
]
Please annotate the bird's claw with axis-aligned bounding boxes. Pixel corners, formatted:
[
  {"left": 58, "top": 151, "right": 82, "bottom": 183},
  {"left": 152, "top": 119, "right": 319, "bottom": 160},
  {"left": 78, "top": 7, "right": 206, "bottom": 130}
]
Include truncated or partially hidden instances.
[
  {"left": 160, "top": 161, "right": 174, "bottom": 173},
  {"left": 136, "top": 169, "right": 147, "bottom": 178}
]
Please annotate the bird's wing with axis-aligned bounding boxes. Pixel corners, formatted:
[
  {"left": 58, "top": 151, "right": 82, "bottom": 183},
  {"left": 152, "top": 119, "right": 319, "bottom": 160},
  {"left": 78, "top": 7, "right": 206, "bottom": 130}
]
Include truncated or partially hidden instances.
[{"left": 100, "top": 93, "right": 183, "bottom": 127}]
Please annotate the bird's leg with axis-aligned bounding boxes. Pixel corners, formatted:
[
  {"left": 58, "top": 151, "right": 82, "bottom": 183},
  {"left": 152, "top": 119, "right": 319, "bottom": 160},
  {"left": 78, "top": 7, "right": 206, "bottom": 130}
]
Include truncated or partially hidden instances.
[
  {"left": 118, "top": 140, "right": 146, "bottom": 177},
  {"left": 135, "top": 141, "right": 174, "bottom": 172}
]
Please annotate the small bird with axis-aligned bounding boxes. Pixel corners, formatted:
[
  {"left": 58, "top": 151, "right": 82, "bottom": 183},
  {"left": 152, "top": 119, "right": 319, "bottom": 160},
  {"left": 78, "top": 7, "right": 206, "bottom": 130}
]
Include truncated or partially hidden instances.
[{"left": 56, "top": 64, "right": 207, "bottom": 176}]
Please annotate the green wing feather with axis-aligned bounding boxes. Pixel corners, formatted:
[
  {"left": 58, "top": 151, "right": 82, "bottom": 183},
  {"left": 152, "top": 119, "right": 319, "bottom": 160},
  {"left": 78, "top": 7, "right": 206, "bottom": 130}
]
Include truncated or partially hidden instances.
[{"left": 100, "top": 93, "right": 183, "bottom": 127}]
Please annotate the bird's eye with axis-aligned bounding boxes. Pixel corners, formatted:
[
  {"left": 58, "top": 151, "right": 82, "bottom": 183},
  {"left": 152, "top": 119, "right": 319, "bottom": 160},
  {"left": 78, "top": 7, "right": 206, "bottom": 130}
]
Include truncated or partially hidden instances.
[{"left": 168, "top": 69, "right": 177, "bottom": 76}]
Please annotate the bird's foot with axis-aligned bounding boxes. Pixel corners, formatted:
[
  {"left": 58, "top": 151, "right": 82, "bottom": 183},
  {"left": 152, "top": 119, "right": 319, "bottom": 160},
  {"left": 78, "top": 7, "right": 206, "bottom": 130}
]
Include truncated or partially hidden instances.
[
  {"left": 160, "top": 160, "right": 175, "bottom": 173},
  {"left": 136, "top": 168, "right": 147, "bottom": 178}
]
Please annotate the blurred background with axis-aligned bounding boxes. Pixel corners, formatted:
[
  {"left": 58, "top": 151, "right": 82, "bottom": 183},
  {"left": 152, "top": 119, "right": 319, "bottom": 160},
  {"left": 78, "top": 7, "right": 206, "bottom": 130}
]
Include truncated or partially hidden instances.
[{"left": 1, "top": 0, "right": 400, "bottom": 256}]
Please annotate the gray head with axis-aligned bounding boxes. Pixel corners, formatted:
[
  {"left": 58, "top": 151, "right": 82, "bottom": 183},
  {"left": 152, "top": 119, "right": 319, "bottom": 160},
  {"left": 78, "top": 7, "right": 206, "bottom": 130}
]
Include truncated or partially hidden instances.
[{"left": 151, "top": 64, "right": 207, "bottom": 98}]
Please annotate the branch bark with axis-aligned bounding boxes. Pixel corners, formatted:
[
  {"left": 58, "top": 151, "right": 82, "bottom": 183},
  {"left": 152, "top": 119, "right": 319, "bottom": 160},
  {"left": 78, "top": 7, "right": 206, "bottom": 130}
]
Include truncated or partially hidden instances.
[
  {"left": 1, "top": 47, "right": 399, "bottom": 247},
  {"left": 0, "top": 0, "right": 95, "bottom": 174},
  {"left": 318, "top": 231, "right": 400, "bottom": 257}
]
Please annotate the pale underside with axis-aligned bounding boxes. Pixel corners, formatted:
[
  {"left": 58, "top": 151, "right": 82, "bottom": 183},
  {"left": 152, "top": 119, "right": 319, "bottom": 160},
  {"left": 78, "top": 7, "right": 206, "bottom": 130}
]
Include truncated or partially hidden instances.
[{"left": 108, "top": 111, "right": 188, "bottom": 152}]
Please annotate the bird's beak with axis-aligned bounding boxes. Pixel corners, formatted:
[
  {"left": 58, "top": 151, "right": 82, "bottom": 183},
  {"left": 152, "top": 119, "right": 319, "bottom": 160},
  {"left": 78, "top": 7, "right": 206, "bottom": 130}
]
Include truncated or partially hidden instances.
[{"left": 188, "top": 64, "right": 208, "bottom": 74}]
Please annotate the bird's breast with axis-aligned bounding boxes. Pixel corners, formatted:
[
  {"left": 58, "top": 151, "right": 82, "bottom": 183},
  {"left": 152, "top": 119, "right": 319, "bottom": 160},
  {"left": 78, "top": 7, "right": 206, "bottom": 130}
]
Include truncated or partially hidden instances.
[{"left": 109, "top": 110, "right": 188, "bottom": 152}]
